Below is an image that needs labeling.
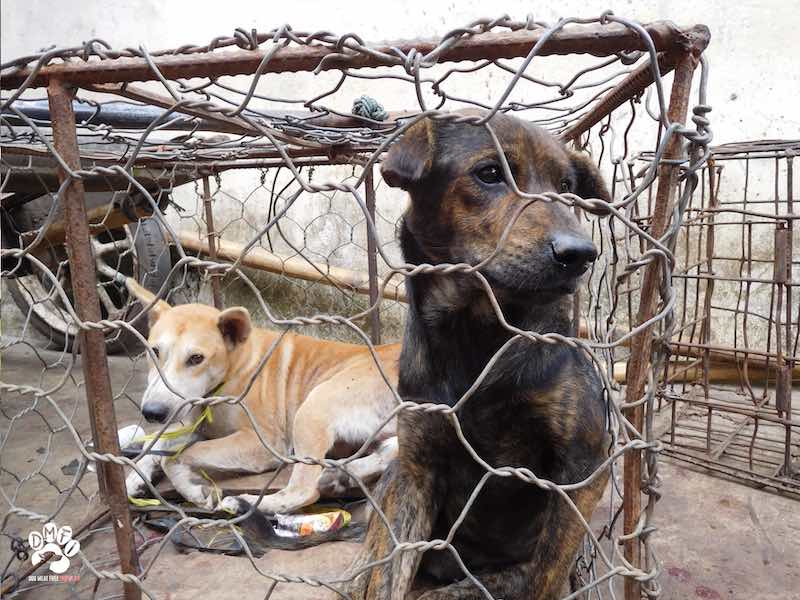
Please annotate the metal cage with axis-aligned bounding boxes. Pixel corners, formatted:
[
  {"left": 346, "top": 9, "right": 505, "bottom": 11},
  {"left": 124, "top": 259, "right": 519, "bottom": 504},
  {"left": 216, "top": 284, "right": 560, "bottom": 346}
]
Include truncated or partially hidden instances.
[
  {"left": 659, "top": 139, "right": 799, "bottom": 495},
  {"left": 1, "top": 14, "right": 711, "bottom": 600}
]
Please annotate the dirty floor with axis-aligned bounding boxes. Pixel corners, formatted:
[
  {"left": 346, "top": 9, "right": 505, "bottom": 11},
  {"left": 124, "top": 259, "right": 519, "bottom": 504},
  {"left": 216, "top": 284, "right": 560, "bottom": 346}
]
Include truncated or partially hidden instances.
[{"left": 1, "top": 341, "right": 798, "bottom": 600}]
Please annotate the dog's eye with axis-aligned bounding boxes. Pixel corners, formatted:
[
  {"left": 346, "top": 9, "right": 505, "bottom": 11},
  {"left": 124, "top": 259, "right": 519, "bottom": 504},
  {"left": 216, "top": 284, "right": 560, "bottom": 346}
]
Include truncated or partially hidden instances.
[
  {"left": 474, "top": 164, "right": 504, "bottom": 185},
  {"left": 560, "top": 179, "right": 571, "bottom": 193},
  {"left": 187, "top": 353, "right": 204, "bottom": 366}
]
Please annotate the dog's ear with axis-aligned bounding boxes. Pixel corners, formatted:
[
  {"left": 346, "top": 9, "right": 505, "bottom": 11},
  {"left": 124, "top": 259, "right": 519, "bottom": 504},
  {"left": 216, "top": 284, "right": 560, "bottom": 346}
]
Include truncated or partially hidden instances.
[
  {"left": 381, "top": 119, "right": 434, "bottom": 190},
  {"left": 218, "top": 307, "right": 252, "bottom": 348},
  {"left": 568, "top": 151, "right": 611, "bottom": 203},
  {"left": 126, "top": 278, "right": 170, "bottom": 326}
]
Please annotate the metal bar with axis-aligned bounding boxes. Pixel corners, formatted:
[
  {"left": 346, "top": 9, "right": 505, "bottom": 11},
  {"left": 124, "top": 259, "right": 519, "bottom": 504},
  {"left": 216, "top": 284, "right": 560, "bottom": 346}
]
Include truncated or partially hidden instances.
[
  {"left": 202, "top": 176, "right": 224, "bottom": 310},
  {"left": 171, "top": 155, "right": 367, "bottom": 173},
  {"left": 561, "top": 51, "right": 680, "bottom": 142},
  {"left": 0, "top": 148, "right": 370, "bottom": 194},
  {"left": 88, "top": 83, "right": 263, "bottom": 137},
  {"left": 2, "top": 22, "right": 710, "bottom": 90},
  {"left": 673, "top": 272, "right": 799, "bottom": 286},
  {"left": 87, "top": 83, "right": 322, "bottom": 149},
  {"left": 661, "top": 447, "right": 800, "bottom": 494},
  {"left": 364, "top": 166, "right": 382, "bottom": 345},
  {"left": 86, "top": 83, "right": 413, "bottom": 132},
  {"left": 670, "top": 339, "right": 800, "bottom": 365},
  {"left": 0, "top": 140, "right": 372, "bottom": 164},
  {"left": 3, "top": 99, "right": 200, "bottom": 130},
  {"left": 662, "top": 394, "right": 800, "bottom": 429},
  {"left": 622, "top": 51, "right": 697, "bottom": 600},
  {"left": 780, "top": 154, "right": 794, "bottom": 476},
  {"left": 659, "top": 360, "right": 794, "bottom": 385},
  {"left": 0, "top": 150, "right": 199, "bottom": 194},
  {"left": 702, "top": 160, "right": 719, "bottom": 454},
  {"left": 47, "top": 79, "right": 141, "bottom": 599},
  {"left": 126, "top": 150, "right": 372, "bottom": 171},
  {"left": 709, "top": 397, "right": 770, "bottom": 460},
  {"left": 683, "top": 206, "right": 800, "bottom": 220},
  {"left": 673, "top": 427, "right": 792, "bottom": 454}
]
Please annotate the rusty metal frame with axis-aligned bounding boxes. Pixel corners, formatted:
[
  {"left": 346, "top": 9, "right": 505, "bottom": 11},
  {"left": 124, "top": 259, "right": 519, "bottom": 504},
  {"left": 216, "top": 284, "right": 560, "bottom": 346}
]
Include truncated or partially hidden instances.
[
  {"left": 660, "top": 139, "right": 799, "bottom": 496},
  {"left": 1, "top": 22, "right": 709, "bottom": 90},
  {"left": 0, "top": 17, "right": 713, "bottom": 600},
  {"left": 621, "top": 52, "right": 699, "bottom": 599}
]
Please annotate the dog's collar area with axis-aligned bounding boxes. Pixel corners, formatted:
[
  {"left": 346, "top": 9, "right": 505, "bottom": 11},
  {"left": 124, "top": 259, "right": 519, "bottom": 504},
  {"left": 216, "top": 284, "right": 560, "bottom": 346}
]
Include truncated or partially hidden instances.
[{"left": 135, "top": 382, "right": 223, "bottom": 445}]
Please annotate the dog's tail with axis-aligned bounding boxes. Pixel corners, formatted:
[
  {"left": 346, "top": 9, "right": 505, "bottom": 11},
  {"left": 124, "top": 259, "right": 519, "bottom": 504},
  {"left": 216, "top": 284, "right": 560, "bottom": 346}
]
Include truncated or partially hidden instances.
[{"left": 234, "top": 499, "right": 365, "bottom": 551}]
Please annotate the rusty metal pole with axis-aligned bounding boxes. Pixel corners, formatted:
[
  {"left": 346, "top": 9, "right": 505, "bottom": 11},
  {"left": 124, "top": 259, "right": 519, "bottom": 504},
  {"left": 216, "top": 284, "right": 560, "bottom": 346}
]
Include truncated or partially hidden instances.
[
  {"left": 776, "top": 155, "right": 794, "bottom": 477},
  {"left": 622, "top": 52, "right": 698, "bottom": 600},
  {"left": 702, "top": 161, "right": 719, "bottom": 453},
  {"left": 364, "top": 166, "right": 382, "bottom": 345},
  {"left": 202, "top": 175, "right": 224, "bottom": 310},
  {"left": 784, "top": 156, "right": 794, "bottom": 478},
  {"left": 47, "top": 79, "right": 142, "bottom": 600}
]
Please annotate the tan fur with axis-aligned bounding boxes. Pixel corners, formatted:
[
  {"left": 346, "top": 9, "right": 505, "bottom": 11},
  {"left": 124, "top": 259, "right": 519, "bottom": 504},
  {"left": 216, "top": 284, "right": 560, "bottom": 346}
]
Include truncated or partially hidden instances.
[{"left": 124, "top": 279, "right": 400, "bottom": 513}]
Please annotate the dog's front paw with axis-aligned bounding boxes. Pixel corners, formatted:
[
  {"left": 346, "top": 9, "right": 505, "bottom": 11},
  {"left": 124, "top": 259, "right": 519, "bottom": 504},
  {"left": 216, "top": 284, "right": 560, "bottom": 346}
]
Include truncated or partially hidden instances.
[
  {"left": 125, "top": 471, "right": 148, "bottom": 497},
  {"left": 318, "top": 468, "right": 354, "bottom": 497},
  {"left": 217, "top": 495, "right": 250, "bottom": 515}
]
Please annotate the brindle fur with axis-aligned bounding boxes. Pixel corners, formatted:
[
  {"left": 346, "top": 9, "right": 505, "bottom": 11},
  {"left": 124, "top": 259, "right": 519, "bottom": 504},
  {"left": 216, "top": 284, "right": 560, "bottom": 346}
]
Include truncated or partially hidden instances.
[{"left": 346, "top": 111, "right": 611, "bottom": 600}]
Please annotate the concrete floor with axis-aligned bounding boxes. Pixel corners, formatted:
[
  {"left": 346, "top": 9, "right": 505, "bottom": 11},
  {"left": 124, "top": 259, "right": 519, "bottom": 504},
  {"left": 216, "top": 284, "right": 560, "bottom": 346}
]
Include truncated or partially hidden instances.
[{"left": 1, "top": 340, "right": 799, "bottom": 600}]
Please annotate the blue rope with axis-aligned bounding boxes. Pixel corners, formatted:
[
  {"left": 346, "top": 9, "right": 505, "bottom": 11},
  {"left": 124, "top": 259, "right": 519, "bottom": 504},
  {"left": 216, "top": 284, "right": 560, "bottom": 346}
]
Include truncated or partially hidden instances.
[{"left": 351, "top": 95, "right": 388, "bottom": 121}]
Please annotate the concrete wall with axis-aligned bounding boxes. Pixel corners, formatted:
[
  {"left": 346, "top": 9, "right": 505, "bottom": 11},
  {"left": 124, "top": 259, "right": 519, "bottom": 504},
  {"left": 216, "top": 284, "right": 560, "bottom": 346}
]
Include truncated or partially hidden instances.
[{"left": 2, "top": 1, "right": 798, "bottom": 349}]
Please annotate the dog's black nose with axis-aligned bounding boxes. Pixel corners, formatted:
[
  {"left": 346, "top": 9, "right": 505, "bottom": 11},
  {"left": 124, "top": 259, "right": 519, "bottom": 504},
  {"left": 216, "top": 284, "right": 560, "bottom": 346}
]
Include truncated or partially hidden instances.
[
  {"left": 142, "top": 403, "right": 168, "bottom": 423},
  {"left": 551, "top": 235, "right": 597, "bottom": 274}
]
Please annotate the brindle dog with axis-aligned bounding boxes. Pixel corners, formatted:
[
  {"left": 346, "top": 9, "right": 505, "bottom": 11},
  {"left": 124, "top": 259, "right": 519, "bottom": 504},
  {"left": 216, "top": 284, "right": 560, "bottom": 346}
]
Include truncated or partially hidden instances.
[{"left": 346, "top": 111, "right": 611, "bottom": 600}]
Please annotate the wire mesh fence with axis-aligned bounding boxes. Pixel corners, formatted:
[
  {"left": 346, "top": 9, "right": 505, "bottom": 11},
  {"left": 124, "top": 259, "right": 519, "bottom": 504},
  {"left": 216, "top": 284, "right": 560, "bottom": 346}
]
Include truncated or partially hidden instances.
[
  {"left": 659, "top": 139, "right": 799, "bottom": 495},
  {"left": 1, "top": 13, "right": 711, "bottom": 600}
]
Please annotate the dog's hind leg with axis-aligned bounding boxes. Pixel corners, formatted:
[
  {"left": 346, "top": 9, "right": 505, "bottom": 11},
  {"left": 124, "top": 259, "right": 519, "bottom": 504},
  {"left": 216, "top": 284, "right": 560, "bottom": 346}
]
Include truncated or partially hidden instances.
[
  {"left": 319, "top": 436, "right": 398, "bottom": 497},
  {"left": 346, "top": 459, "right": 439, "bottom": 600},
  {"left": 239, "top": 387, "right": 337, "bottom": 514},
  {"left": 245, "top": 370, "right": 393, "bottom": 514}
]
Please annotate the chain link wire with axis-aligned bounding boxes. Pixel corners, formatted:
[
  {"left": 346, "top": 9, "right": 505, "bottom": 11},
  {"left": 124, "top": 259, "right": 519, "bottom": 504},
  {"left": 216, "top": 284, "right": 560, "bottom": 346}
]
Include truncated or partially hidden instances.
[{"left": 1, "top": 12, "right": 712, "bottom": 599}]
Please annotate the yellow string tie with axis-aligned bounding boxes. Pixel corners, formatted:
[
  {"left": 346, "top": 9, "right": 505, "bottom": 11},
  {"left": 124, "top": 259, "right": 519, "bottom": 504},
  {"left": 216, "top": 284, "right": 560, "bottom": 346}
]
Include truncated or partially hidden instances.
[
  {"left": 200, "top": 468, "right": 227, "bottom": 510},
  {"left": 128, "top": 496, "right": 162, "bottom": 507},
  {"left": 134, "top": 405, "right": 215, "bottom": 445}
]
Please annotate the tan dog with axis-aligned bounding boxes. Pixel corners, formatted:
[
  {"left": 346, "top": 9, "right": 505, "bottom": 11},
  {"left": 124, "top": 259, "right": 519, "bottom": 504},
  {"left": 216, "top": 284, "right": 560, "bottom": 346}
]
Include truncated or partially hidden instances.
[{"left": 124, "top": 279, "right": 400, "bottom": 514}]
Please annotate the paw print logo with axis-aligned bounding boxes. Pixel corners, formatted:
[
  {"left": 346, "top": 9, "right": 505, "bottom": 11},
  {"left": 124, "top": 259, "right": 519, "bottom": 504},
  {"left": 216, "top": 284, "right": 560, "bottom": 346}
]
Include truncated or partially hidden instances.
[{"left": 28, "top": 522, "right": 80, "bottom": 574}]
